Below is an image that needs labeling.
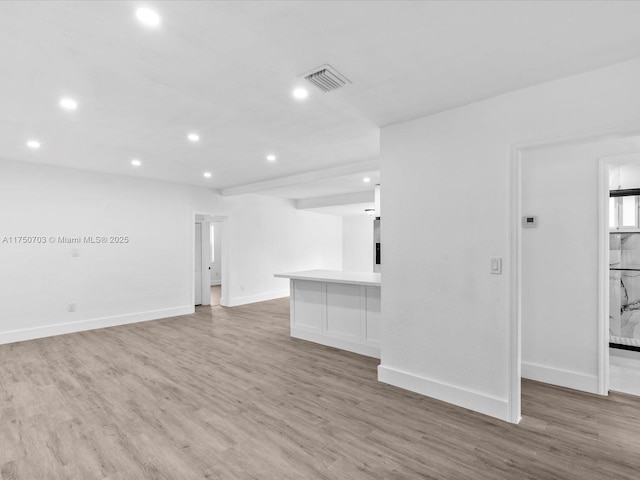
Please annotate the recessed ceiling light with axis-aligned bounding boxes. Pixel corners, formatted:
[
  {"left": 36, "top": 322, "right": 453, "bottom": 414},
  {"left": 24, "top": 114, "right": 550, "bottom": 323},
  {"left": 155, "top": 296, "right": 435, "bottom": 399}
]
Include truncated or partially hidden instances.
[
  {"left": 266, "top": 154, "right": 276, "bottom": 162},
  {"left": 292, "top": 88, "right": 308, "bottom": 100},
  {"left": 136, "top": 7, "right": 161, "bottom": 27},
  {"left": 59, "top": 97, "right": 78, "bottom": 111},
  {"left": 131, "top": 159, "right": 141, "bottom": 166},
  {"left": 187, "top": 132, "right": 200, "bottom": 142},
  {"left": 203, "top": 172, "right": 212, "bottom": 178},
  {"left": 26, "top": 140, "right": 41, "bottom": 149},
  {"left": 363, "top": 177, "right": 371, "bottom": 183}
]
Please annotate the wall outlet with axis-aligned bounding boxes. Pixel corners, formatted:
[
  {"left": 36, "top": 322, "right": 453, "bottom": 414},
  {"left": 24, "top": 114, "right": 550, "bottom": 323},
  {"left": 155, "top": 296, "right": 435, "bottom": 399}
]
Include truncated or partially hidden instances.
[
  {"left": 67, "top": 303, "right": 76, "bottom": 312},
  {"left": 490, "top": 258, "right": 502, "bottom": 275},
  {"left": 240, "top": 284, "right": 245, "bottom": 292}
]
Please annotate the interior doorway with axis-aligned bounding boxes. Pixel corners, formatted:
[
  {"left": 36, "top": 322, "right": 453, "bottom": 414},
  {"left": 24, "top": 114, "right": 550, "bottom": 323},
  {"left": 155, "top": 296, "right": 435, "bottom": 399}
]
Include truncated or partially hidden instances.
[
  {"left": 210, "top": 285, "right": 221, "bottom": 306},
  {"left": 603, "top": 154, "right": 640, "bottom": 396},
  {"left": 194, "top": 214, "right": 228, "bottom": 308},
  {"left": 194, "top": 221, "right": 205, "bottom": 305},
  {"left": 209, "top": 221, "right": 223, "bottom": 306},
  {"left": 511, "top": 126, "right": 640, "bottom": 424}
]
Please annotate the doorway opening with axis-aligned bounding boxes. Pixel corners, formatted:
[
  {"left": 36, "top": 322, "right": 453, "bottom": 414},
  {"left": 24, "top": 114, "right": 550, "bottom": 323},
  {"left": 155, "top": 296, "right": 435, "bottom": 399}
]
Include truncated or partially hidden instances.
[
  {"left": 604, "top": 154, "right": 640, "bottom": 396},
  {"left": 194, "top": 214, "right": 228, "bottom": 308},
  {"left": 511, "top": 126, "right": 640, "bottom": 424},
  {"left": 209, "top": 221, "right": 222, "bottom": 306}
]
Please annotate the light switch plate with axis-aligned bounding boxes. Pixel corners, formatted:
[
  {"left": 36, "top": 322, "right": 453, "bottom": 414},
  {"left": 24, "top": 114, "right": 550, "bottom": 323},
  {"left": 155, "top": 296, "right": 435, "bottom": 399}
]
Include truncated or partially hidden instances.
[{"left": 490, "top": 258, "right": 502, "bottom": 275}]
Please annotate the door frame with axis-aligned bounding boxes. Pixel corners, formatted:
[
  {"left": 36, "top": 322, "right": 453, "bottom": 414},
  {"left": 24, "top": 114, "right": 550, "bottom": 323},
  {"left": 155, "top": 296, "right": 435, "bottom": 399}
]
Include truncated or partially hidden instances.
[
  {"left": 194, "top": 221, "right": 206, "bottom": 305},
  {"left": 599, "top": 152, "right": 640, "bottom": 389},
  {"left": 192, "top": 213, "right": 229, "bottom": 307},
  {"left": 508, "top": 120, "right": 640, "bottom": 424}
]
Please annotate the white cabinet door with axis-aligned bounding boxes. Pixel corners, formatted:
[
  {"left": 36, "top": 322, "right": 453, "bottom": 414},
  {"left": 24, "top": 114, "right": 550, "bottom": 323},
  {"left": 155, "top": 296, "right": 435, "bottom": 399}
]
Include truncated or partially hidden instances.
[
  {"left": 292, "top": 280, "right": 323, "bottom": 332},
  {"left": 364, "top": 286, "right": 381, "bottom": 346},
  {"left": 325, "top": 283, "right": 361, "bottom": 342}
]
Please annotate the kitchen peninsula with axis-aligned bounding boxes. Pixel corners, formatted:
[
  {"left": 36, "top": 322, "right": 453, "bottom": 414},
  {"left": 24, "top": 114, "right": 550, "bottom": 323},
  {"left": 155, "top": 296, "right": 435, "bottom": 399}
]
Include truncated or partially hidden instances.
[{"left": 274, "top": 270, "right": 381, "bottom": 358}]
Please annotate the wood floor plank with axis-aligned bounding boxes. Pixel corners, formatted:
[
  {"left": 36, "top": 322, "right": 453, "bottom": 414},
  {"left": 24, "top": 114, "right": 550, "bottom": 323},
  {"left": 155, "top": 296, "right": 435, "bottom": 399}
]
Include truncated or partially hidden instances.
[{"left": 1, "top": 297, "right": 640, "bottom": 479}]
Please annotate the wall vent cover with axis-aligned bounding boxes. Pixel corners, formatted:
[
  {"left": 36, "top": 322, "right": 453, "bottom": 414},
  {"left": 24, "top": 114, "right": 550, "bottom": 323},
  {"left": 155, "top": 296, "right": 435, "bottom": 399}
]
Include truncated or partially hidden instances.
[{"left": 302, "top": 64, "right": 351, "bottom": 93}]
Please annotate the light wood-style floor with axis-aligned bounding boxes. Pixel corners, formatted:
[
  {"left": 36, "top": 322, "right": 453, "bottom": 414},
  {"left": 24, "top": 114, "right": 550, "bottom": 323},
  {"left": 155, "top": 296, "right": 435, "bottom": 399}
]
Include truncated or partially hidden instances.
[
  {"left": 210, "top": 285, "right": 221, "bottom": 306},
  {"left": 1, "top": 298, "right": 640, "bottom": 480}
]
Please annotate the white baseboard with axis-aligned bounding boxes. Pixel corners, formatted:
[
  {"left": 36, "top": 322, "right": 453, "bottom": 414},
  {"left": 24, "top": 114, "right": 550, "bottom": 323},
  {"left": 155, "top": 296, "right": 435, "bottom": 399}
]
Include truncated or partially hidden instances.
[
  {"left": 210, "top": 281, "right": 221, "bottom": 286},
  {"left": 0, "top": 306, "right": 193, "bottom": 346},
  {"left": 521, "top": 361, "right": 599, "bottom": 394},
  {"left": 291, "top": 328, "right": 380, "bottom": 359},
  {"left": 378, "top": 364, "right": 511, "bottom": 422},
  {"left": 227, "top": 290, "right": 289, "bottom": 307}
]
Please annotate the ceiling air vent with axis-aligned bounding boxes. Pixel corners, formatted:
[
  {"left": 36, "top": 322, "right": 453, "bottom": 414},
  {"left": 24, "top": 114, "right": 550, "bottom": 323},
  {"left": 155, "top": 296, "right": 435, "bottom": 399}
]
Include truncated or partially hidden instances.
[{"left": 302, "top": 64, "right": 351, "bottom": 93}]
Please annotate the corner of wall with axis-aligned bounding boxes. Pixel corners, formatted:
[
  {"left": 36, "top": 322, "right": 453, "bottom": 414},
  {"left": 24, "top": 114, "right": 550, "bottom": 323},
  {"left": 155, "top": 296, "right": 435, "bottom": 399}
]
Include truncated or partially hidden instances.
[
  {"left": 377, "top": 364, "right": 512, "bottom": 423},
  {"left": 226, "top": 290, "right": 290, "bottom": 307}
]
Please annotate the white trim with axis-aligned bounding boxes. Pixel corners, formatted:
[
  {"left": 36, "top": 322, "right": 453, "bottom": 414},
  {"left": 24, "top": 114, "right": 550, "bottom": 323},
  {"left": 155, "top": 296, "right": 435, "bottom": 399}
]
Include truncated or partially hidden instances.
[
  {"left": 0, "top": 306, "right": 193, "bottom": 345},
  {"left": 508, "top": 145, "right": 522, "bottom": 424},
  {"left": 191, "top": 214, "right": 198, "bottom": 308},
  {"left": 378, "top": 364, "right": 510, "bottom": 422},
  {"left": 218, "top": 217, "right": 229, "bottom": 307},
  {"left": 598, "top": 157, "right": 611, "bottom": 395},
  {"left": 227, "top": 290, "right": 290, "bottom": 307},
  {"left": 195, "top": 220, "right": 211, "bottom": 306},
  {"left": 522, "top": 362, "right": 599, "bottom": 394},
  {"left": 291, "top": 328, "right": 380, "bottom": 358}
]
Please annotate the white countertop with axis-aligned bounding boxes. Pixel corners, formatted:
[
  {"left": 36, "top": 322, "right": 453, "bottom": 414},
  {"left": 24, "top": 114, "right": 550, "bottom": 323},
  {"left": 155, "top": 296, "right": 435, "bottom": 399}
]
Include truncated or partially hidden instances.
[{"left": 275, "top": 269, "right": 381, "bottom": 287}]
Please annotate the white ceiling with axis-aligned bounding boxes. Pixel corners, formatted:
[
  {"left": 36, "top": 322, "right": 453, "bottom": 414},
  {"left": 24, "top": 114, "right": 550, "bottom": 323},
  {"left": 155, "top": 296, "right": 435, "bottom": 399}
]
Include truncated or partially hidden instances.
[{"left": 3, "top": 1, "right": 640, "bottom": 202}]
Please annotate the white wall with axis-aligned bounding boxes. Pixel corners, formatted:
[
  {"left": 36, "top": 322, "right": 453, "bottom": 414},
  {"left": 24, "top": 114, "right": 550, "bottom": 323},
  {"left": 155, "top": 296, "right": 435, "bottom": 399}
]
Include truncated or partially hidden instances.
[
  {"left": 342, "top": 215, "right": 374, "bottom": 272},
  {"left": 0, "top": 160, "right": 220, "bottom": 344},
  {"left": 215, "top": 194, "right": 342, "bottom": 307},
  {"left": 380, "top": 57, "right": 640, "bottom": 422},
  {"left": 0, "top": 160, "right": 342, "bottom": 343},
  {"left": 521, "top": 138, "right": 639, "bottom": 393}
]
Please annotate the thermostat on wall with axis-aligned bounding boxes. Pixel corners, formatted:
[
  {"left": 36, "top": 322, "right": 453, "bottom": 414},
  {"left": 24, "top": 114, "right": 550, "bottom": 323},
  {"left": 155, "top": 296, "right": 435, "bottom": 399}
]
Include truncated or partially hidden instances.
[{"left": 522, "top": 215, "right": 537, "bottom": 228}]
